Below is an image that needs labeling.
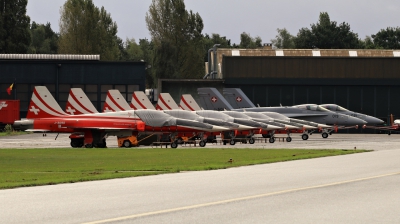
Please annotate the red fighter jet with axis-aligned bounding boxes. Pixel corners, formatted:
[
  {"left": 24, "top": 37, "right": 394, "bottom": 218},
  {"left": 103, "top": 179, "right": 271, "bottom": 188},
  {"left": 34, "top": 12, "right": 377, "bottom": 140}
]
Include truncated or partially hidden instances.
[
  {"left": 63, "top": 87, "right": 229, "bottom": 147},
  {"left": 13, "top": 86, "right": 226, "bottom": 148},
  {"left": 363, "top": 114, "right": 400, "bottom": 135}
]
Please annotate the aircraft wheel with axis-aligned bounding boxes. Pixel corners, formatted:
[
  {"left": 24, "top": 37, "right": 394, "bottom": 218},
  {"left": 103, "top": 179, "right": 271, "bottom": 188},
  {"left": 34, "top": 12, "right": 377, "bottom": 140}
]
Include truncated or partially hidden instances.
[
  {"left": 171, "top": 141, "right": 178, "bottom": 148},
  {"left": 301, "top": 134, "right": 309, "bottom": 140},
  {"left": 123, "top": 140, "right": 131, "bottom": 148},
  {"left": 269, "top": 137, "right": 275, "bottom": 143},
  {"left": 70, "top": 141, "right": 79, "bottom": 148},
  {"left": 199, "top": 140, "right": 206, "bottom": 147},
  {"left": 229, "top": 139, "right": 236, "bottom": 145},
  {"left": 286, "top": 137, "right": 292, "bottom": 142},
  {"left": 249, "top": 138, "right": 255, "bottom": 144},
  {"left": 77, "top": 139, "right": 84, "bottom": 148},
  {"left": 322, "top": 132, "right": 329, "bottom": 138},
  {"left": 223, "top": 140, "right": 227, "bottom": 145},
  {"left": 176, "top": 137, "right": 184, "bottom": 144},
  {"left": 262, "top": 134, "right": 270, "bottom": 138},
  {"left": 85, "top": 144, "right": 93, "bottom": 148}
]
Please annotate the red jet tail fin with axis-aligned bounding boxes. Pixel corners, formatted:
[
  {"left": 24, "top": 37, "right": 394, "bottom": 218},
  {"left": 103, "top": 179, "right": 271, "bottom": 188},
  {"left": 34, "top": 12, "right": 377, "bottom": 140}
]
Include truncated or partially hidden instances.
[
  {"left": 130, "top": 91, "right": 155, "bottom": 110},
  {"left": 104, "top": 90, "right": 132, "bottom": 112},
  {"left": 27, "top": 86, "right": 68, "bottom": 119},
  {"left": 180, "top": 94, "right": 201, "bottom": 111},
  {"left": 156, "top": 93, "right": 181, "bottom": 110},
  {"left": 66, "top": 88, "right": 98, "bottom": 115},
  {"left": 390, "top": 114, "right": 394, "bottom": 126}
]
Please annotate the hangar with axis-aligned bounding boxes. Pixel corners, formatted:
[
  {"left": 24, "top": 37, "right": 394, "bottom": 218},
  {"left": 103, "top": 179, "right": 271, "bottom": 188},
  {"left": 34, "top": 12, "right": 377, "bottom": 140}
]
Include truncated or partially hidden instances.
[
  {"left": 160, "top": 47, "right": 400, "bottom": 128},
  {"left": 0, "top": 54, "right": 146, "bottom": 118}
]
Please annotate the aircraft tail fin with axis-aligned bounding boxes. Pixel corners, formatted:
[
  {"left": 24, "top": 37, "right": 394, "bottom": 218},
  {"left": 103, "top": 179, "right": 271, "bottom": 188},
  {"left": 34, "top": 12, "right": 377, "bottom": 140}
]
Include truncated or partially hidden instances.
[
  {"left": 103, "top": 90, "right": 132, "bottom": 112},
  {"left": 390, "top": 114, "right": 394, "bottom": 126},
  {"left": 130, "top": 91, "right": 155, "bottom": 110},
  {"left": 179, "top": 94, "right": 201, "bottom": 111},
  {"left": 197, "top": 88, "right": 234, "bottom": 111},
  {"left": 66, "top": 88, "right": 98, "bottom": 115},
  {"left": 223, "top": 88, "right": 256, "bottom": 109},
  {"left": 156, "top": 93, "right": 181, "bottom": 110},
  {"left": 27, "top": 86, "right": 68, "bottom": 119}
]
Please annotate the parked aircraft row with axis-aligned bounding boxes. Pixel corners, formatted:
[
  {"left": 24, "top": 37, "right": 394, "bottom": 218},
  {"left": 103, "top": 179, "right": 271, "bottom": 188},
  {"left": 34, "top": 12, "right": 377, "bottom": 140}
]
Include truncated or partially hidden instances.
[{"left": 12, "top": 86, "right": 384, "bottom": 148}]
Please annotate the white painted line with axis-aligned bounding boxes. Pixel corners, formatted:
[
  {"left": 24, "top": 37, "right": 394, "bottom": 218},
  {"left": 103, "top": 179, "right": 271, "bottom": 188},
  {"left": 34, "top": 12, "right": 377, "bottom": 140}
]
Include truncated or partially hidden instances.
[{"left": 83, "top": 171, "right": 400, "bottom": 224}]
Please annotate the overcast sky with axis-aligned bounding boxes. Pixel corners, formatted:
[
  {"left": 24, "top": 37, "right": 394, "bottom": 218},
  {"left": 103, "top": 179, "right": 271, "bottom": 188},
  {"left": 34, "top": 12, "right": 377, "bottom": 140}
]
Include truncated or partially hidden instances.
[{"left": 27, "top": 0, "right": 400, "bottom": 45}]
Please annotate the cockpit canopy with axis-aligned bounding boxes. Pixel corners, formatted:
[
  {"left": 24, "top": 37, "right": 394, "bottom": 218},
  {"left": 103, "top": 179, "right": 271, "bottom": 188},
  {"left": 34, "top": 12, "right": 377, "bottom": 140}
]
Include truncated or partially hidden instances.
[
  {"left": 294, "top": 104, "right": 330, "bottom": 112},
  {"left": 320, "top": 104, "right": 349, "bottom": 112}
]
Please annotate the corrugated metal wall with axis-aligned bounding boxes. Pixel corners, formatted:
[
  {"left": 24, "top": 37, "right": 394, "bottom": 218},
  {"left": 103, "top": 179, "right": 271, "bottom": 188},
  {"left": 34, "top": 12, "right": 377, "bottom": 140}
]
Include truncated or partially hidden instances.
[
  {"left": 0, "top": 60, "right": 146, "bottom": 117},
  {"left": 219, "top": 55, "right": 400, "bottom": 132},
  {"left": 222, "top": 57, "right": 400, "bottom": 79}
]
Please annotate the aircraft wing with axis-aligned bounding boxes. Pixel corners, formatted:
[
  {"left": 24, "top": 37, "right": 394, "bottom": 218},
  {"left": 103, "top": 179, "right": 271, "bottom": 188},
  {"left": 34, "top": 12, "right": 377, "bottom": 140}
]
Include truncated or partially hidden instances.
[
  {"left": 282, "top": 113, "right": 326, "bottom": 118},
  {"left": 363, "top": 125, "right": 399, "bottom": 131},
  {"left": 25, "top": 129, "right": 51, "bottom": 132}
]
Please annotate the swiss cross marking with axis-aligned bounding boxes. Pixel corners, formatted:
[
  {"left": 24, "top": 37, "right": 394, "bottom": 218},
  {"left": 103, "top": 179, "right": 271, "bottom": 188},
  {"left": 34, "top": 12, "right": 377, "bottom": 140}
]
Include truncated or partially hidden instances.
[
  {"left": 236, "top": 97, "right": 242, "bottom": 102},
  {"left": 211, "top": 97, "right": 217, "bottom": 103},
  {"left": 66, "top": 106, "right": 76, "bottom": 115},
  {"left": 30, "top": 106, "right": 40, "bottom": 115}
]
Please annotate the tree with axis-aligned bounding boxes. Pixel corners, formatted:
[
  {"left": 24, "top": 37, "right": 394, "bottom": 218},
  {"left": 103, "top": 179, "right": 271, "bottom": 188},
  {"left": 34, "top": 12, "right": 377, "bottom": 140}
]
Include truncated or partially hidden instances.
[
  {"left": 271, "top": 28, "right": 295, "bottom": 49},
  {"left": 28, "top": 22, "right": 58, "bottom": 54},
  {"left": 372, "top": 27, "right": 400, "bottom": 49},
  {"left": 58, "top": 0, "right": 120, "bottom": 60},
  {"left": 239, "top": 32, "right": 262, "bottom": 49},
  {"left": 360, "top": 36, "right": 376, "bottom": 49},
  {"left": 138, "top": 38, "right": 155, "bottom": 88},
  {"left": 0, "top": 0, "right": 31, "bottom": 53},
  {"left": 146, "top": 0, "right": 205, "bottom": 80},
  {"left": 202, "top": 33, "right": 232, "bottom": 61},
  {"left": 294, "top": 12, "right": 361, "bottom": 49}
]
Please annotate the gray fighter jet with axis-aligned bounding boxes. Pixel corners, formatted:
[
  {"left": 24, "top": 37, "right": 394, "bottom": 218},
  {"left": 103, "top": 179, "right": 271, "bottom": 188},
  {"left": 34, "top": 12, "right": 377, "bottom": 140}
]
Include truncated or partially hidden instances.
[
  {"left": 319, "top": 104, "right": 384, "bottom": 125},
  {"left": 198, "top": 88, "right": 367, "bottom": 138}
]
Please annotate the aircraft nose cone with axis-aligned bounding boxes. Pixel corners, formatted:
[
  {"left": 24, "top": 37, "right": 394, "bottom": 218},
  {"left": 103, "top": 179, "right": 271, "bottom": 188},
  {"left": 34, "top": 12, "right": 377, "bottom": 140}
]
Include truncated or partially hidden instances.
[
  {"left": 347, "top": 116, "right": 367, "bottom": 125},
  {"left": 364, "top": 116, "right": 384, "bottom": 125}
]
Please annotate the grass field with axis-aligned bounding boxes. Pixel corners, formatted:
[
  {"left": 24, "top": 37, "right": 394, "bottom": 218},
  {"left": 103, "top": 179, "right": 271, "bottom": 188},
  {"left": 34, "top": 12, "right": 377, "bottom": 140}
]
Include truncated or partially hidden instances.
[
  {"left": 0, "top": 147, "right": 369, "bottom": 189},
  {"left": 0, "top": 131, "right": 29, "bottom": 137}
]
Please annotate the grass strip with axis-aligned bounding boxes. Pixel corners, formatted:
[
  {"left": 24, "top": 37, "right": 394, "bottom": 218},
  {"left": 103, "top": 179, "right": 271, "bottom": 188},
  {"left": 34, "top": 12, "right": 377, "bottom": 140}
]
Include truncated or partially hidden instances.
[{"left": 0, "top": 147, "right": 369, "bottom": 189}]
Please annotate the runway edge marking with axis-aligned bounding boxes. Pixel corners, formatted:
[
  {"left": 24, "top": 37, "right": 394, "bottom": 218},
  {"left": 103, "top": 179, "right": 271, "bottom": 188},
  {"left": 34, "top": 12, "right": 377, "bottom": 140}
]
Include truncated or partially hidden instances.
[{"left": 84, "top": 171, "right": 400, "bottom": 224}]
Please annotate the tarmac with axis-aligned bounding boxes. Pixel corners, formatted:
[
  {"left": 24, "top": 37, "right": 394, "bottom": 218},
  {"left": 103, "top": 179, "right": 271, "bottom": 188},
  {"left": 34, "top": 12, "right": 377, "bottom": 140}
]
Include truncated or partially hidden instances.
[{"left": 0, "top": 132, "right": 398, "bottom": 151}]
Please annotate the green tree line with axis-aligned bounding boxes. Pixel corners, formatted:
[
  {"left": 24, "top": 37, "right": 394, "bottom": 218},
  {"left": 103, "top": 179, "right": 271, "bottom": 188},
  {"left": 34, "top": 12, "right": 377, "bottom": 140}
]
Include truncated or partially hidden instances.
[{"left": 1, "top": 0, "right": 399, "bottom": 87}]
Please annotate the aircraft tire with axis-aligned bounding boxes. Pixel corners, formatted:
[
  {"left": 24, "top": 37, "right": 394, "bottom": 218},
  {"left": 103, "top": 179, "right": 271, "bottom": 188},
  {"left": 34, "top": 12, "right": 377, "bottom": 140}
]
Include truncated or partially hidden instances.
[
  {"left": 286, "top": 137, "right": 292, "bottom": 142},
  {"left": 249, "top": 138, "right": 255, "bottom": 144},
  {"left": 322, "top": 132, "right": 329, "bottom": 138},
  {"left": 70, "top": 141, "right": 79, "bottom": 148},
  {"left": 171, "top": 142, "right": 178, "bottom": 148},
  {"left": 123, "top": 140, "right": 131, "bottom": 148},
  {"left": 199, "top": 140, "right": 206, "bottom": 147},
  {"left": 85, "top": 144, "right": 93, "bottom": 148},
  {"left": 229, "top": 139, "right": 236, "bottom": 145},
  {"left": 262, "top": 134, "right": 272, "bottom": 138},
  {"left": 269, "top": 137, "right": 275, "bottom": 143},
  {"left": 176, "top": 137, "right": 184, "bottom": 144},
  {"left": 301, "top": 134, "right": 309, "bottom": 140}
]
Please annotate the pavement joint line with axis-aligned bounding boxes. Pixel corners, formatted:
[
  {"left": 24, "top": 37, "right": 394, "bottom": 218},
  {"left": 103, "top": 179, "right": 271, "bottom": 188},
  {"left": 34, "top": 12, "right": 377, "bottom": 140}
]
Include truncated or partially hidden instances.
[{"left": 83, "top": 171, "right": 400, "bottom": 224}]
